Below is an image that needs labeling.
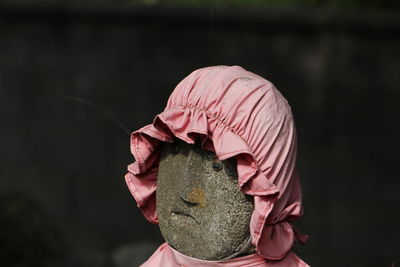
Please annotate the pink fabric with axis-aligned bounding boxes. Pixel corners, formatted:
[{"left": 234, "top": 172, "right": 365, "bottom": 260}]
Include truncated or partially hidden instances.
[
  {"left": 125, "top": 65, "right": 308, "bottom": 266},
  {"left": 141, "top": 243, "right": 308, "bottom": 267}
]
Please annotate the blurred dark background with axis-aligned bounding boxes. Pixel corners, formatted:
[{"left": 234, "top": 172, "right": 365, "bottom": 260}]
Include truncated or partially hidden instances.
[{"left": 1, "top": 0, "right": 399, "bottom": 266}]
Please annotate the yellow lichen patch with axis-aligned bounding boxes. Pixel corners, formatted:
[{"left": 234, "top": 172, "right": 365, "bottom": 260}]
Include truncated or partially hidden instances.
[{"left": 187, "top": 187, "right": 206, "bottom": 208}]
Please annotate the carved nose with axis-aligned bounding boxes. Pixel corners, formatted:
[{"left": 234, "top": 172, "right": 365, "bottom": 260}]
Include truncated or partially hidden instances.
[
  {"left": 179, "top": 193, "right": 197, "bottom": 206},
  {"left": 178, "top": 148, "right": 206, "bottom": 208},
  {"left": 179, "top": 187, "right": 206, "bottom": 208}
]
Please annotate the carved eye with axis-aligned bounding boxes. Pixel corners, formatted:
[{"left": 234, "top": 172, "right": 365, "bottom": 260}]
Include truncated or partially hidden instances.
[
  {"left": 212, "top": 161, "right": 223, "bottom": 172},
  {"left": 171, "top": 143, "right": 180, "bottom": 155}
]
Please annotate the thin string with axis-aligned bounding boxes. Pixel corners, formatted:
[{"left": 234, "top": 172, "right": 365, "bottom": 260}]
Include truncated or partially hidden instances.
[
  {"left": 64, "top": 95, "right": 131, "bottom": 136},
  {"left": 205, "top": 0, "right": 215, "bottom": 65}
]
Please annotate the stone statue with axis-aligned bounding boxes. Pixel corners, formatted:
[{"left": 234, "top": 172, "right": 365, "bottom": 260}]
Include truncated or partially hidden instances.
[
  {"left": 125, "top": 65, "right": 309, "bottom": 266},
  {"left": 157, "top": 137, "right": 255, "bottom": 260}
]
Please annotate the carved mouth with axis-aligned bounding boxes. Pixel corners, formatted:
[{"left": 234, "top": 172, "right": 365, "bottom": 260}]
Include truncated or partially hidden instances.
[{"left": 171, "top": 211, "right": 200, "bottom": 225}]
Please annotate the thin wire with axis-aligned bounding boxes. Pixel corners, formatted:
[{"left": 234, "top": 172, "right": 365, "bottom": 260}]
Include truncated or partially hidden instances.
[
  {"left": 205, "top": 0, "right": 215, "bottom": 65},
  {"left": 64, "top": 95, "right": 131, "bottom": 136}
]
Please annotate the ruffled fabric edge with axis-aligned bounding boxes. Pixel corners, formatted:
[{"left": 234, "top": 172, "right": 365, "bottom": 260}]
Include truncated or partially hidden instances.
[{"left": 125, "top": 106, "right": 301, "bottom": 260}]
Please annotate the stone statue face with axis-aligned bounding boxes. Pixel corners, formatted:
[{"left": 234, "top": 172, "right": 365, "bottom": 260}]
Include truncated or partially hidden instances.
[{"left": 156, "top": 138, "right": 254, "bottom": 260}]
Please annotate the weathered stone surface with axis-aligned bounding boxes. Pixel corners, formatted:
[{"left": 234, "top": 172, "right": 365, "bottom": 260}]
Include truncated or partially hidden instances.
[{"left": 156, "top": 138, "right": 255, "bottom": 260}]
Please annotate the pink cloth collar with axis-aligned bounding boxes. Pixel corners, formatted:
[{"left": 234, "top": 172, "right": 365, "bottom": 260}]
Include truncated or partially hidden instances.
[{"left": 141, "top": 243, "right": 308, "bottom": 267}]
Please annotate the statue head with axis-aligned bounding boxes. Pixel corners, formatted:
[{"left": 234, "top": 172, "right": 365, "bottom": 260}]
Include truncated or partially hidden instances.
[
  {"left": 156, "top": 137, "right": 255, "bottom": 260},
  {"left": 125, "top": 65, "right": 306, "bottom": 264}
]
